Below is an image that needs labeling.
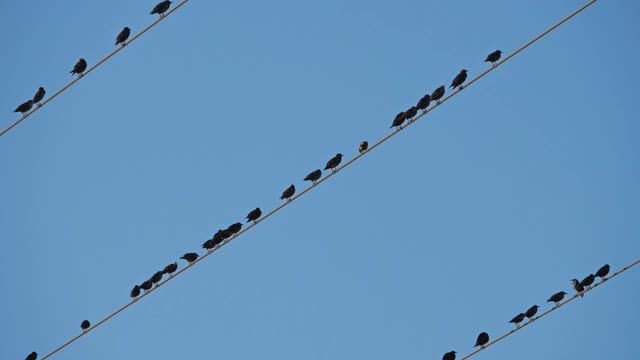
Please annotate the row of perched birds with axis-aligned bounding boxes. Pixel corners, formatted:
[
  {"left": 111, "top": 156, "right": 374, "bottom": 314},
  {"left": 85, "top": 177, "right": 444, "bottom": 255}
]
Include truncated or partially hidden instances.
[
  {"left": 12, "top": 1, "right": 174, "bottom": 118},
  {"left": 440, "top": 263, "right": 611, "bottom": 360}
]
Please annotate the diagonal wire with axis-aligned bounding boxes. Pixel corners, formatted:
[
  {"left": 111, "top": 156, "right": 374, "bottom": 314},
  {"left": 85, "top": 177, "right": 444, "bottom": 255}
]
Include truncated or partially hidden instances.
[
  {"left": 37, "top": 1, "right": 599, "bottom": 359},
  {"left": 459, "top": 258, "right": 640, "bottom": 360},
  {"left": 0, "top": 0, "right": 190, "bottom": 139}
]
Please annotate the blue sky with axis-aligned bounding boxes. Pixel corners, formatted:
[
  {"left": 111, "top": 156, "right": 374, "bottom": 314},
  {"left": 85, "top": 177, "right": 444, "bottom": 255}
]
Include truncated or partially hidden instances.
[{"left": 1, "top": 0, "right": 639, "bottom": 359}]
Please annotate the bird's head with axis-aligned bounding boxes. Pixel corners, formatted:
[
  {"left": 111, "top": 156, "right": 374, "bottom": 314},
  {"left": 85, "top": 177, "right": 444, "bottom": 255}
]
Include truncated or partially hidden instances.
[
  {"left": 497, "top": 50, "right": 503, "bottom": 54},
  {"left": 462, "top": 69, "right": 468, "bottom": 73},
  {"left": 560, "top": 291, "right": 567, "bottom": 295},
  {"left": 571, "top": 279, "right": 579, "bottom": 283},
  {"left": 336, "top": 153, "right": 343, "bottom": 158},
  {"left": 125, "top": 27, "right": 131, "bottom": 31}
]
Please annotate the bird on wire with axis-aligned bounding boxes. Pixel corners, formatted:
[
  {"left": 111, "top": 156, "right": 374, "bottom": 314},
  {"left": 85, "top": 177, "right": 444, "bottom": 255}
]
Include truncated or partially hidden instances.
[
  {"left": 70, "top": 58, "right": 87, "bottom": 77},
  {"left": 80, "top": 320, "right": 90, "bottom": 332},
  {"left": 181, "top": 253, "right": 198, "bottom": 263},
  {"left": 509, "top": 313, "right": 526, "bottom": 328},
  {"left": 280, "top": 184, "right": 295, "bottom": 201},
  {"left": 404, "top": 106, "right": 418, "bottom": 121},
  {"left": 227, "top": 222, "right": 242, "bottom": 235},
  {"left": 150, "top": 271, "right": 163, "bottom": 286},
  {"left": 547, "top": 291, "right": 567, "bottom": 306},
  {"left": 304, "top": 169, "right": 322, "bottom": 184},
  {"left": 140, "top": 280, "right": 153, "bottom": 292},
  {"left": 359, "top": 141, "right": 368, "bottom": 153},
  {"left": 474, "top": 332, "right": 490, "bottom": 349},
  {"left": 130, "top": 285, "right": 141, "bottom": 298},
  {"left": 442, "top": 350, "right": 456, "bottom": 360},
  {"left": 595, "top": 264, "right": 610, "bottom": 281},
  {"left": 14, "top": 100, "right": 34, "bottom": 114},
  {"left": 115, "top": 27, "right": 131, "bottom": 46},
  {"left": 450, "top": 69, "right": 468, "bottom": 90},
  {"left": 151, "top": 1, "right": 173, "bottom": 17},
  {"left": 246, "top": 207, "right": 262, "bottom": 223},
  {"left": 431, "top": 85, "right": 445, "bottom": 104},
  {"left": 390, "top": 111, "right": 406, "bottom": 129},
  {"left": 581, "top": 274, "right": 595, "bottom": 289},
  {"left": 162, "top": 262, "right": 178, "bottom": 276},
  {"left": 571, "top": 279, "right": 585, "bottom": 298},
  {"left": 25, "top": 352, "right": 37, "bottom": 360},
  {"left": 485, "top": 50, "right": 502, "bottom": 66},
  {"left": 32, "top": 87, "right": 45, "bottom": 106},
  {"left": 324, "top": 153, "right": 343, "bottom": 173},
  {"left": 416, "top": 94, "right": 431, "bottom": 112},
  {"left": 524, "top": 305, "right": 539, "bottom": 321}
]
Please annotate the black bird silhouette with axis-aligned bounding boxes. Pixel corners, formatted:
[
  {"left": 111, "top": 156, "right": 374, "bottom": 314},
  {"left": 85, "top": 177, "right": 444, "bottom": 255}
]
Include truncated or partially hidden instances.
[
  {"left": 25, "top": 352, "right": 38, "bottom": 360},
  {"left": 281, "top": 184, "right": 295, "bottom": 200},
  {"left": 70, "top": 58, "right": 87, "bottom": 76},
  {"left": 580, "top": 274, "right": 595, "bottom": 289},
  {"left": 404, "top": 106, "right": 418, "bottom": 121},
  {"left": 151, "top": 1, "right": 173, "bottom": 17},
  {"left": 416, "top": 94, "right": 431, "bottom": 112},
  {"left": 474, "top": 332, "right": 489, "bottom": 348},
  {"left": 227, "top": 222, "right": 242, "bottom": 235},
  {"left": 150, "top": 271, "right": 163, "bottom": 286},
  {"left": 359, "top": 141, "right": 368, "bottom": 153},
  {"left": 485, "top": 50, "right": 502, "bottom": 66},
  {"left": 324, "top": 153, "right": 343, "bottom": 172},
  {"left": 509, "top": 313, "right": 526, "bottom": 328},
  {"left": 181, "top": 253, "right": 198, "bottom": 263},
  {"left": 14, "top": 100, "right": 34, "bottom": 114},
  {"left": 547, "top": 291, "right": 567, "bottom": 306},
  {"left": 246, "top": 207, "right": 262, "bottom": 223},
  {"left": 163, "top": 262, "right": 178, "bottom": 275},
  {"left": 32, "top": 87, "right": 46, "bottom": 106},
  {"left": 304, "top": 169, "right": 322, "bottom": 184},
  {"left": 140, "top": 280, "right": 153, "bottom": 292},
  {"left": 442, "top": 351, "right": 456, "bottom": 360},
  {"left": 81, "top": 320, "right": 90, "bottom": 331},
  {"left": 115, "top": 27, "right": 131, "bottom": 46},
  {"left": 524, "top": 305, "right": 539, "bottom": 320},
  {"left": 390, "top": 111, "right": 406, "bottom": 129},
  {"left": 450, "top": 69, "right": 468, "bottom": 90},
  {"left": 431, "top": 85, "right": 445, "bottom": 104},
  {"left": 202, "top": 238, "right": 216, "bottom": 251},
  {"left": 571, "top": 279, "right": 585, "bottom": 298},
  {"left": 219, "top": 229, "right": 233, "bottom": 240},
  {"left": 595, "top": 264, "right": 610, "bottom": 281},
  {"left": 130, "top": 285, "right": 141, "bottom": 298}
]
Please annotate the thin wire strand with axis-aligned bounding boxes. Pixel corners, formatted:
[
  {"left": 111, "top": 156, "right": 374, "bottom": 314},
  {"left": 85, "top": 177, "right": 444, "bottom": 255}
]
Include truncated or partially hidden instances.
[
  {"left": 0, "top": 0, "right": 190, "bottom": 139},
  {"left": 459, "top": 258, "right": 640, "bottom": 360},
  {"left": 38, "top": 1, "right": 599, "bottom": 359}
]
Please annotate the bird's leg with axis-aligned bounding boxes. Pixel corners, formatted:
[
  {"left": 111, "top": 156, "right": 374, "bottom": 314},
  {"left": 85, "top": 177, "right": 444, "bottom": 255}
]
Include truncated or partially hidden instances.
[{"left": 459, "top": 85, "right": 464, "bottom": 90}]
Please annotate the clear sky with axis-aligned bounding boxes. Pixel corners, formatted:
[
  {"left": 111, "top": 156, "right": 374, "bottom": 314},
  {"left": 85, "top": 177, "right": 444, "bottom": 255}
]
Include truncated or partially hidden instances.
[{"left": 1, "top": 1, "right": 639, "bottom": 360}]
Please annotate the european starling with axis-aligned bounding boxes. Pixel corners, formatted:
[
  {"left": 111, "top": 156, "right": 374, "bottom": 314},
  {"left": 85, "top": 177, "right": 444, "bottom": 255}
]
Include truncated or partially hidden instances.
[
  {"left": 150, "top": 271, "right": 163, "bottom": 286},
  {"left": 163, "top": 262, "right": 178, "bottom": 275},
  {"left": 359, "top": 141, "right": 368, "bottom": 153},
  {"left": 595, "top": 264, "right": 610, "bottom": 281},
  {"left": 571, "top": 279, "right": 585, "bottom": 298},
  {"left": 442, "top": 351, "right": 456, "bottom": 360},
  {"left": 547, "top": 291, "right": 567, "bottom": 306},
  {"left": 14, "top": 100, "right": 34, "bottom": 114},
  {"left": 524, "top": 305, "right": 539, "bottom": 320},
  {"left": 416, "top": 94, "right": 431, "bottom": 111},
  {"left": 509, "top": 313, "right": 526, "bottom": 328},
  {"left": 32, "top": 87, "right": 46, "bottom": 106},
  {"left": 404, "top": 106, "right": 418, "bottom": 120},
  {"left": 390, "top": 111, "right": 406, "bottom": 129},
  {"left": 25, "top": 352, "right": 37, "bottom": 360},
  {"left": 181, "top": 253, "right": 198, "bottom": 263},
  {"left": 246, "top": 207, "right": 262, "bottom": 223},
  {"left": 202, "top": 238, "right": 216, "bottom": 251},
  {"left": 151, "top": 1, "right": 173, "bottom": 17},
  {"left": 324, "top": 153, "right": 343, "bottom": 172},
  {"left": 81, "top": 320, "right": 91, "bottom": 331},
  {"left": 281, "top": 184, "right": 295, "bottom": 200},
  {"left": 219, "top": 229, "right": 233, "bottom": 240},
  {"left": 115, "top": 27, "right": 131, "bottom": 46},
  {"left": 450, "top": 69, "right": 468, "bottom": 90},
  {"left": 70, "top": 58, "right": 87, "bottom": 76},
  {"left": 580, "top": 274, "right": 595, "bottom": 289},
  {"left": 227, "top": 222, "right": 242, "bottom": 235},
  {"left": 485, "top": 50, "right": 502, "bottom": 66},
  {"left": 431, "top": 85, "right": 445, "bottom": 104},
  {"left": 304, "top": 169, "right": 322, "bottom": 184},
  {"left": 130, "top": 284, "right": 141, "bottom": 298},
  {"left": 474, "top": 332, "right": 489, "bottom": 348},
  {"left": 140, "top": 280, "right": 153, "bottom": 292}
]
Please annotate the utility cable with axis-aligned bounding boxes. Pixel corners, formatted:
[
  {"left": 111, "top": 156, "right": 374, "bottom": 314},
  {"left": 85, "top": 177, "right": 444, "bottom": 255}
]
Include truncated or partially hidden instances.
[{"left": 0, "top": 0, "right": 190, "bottom": 139}]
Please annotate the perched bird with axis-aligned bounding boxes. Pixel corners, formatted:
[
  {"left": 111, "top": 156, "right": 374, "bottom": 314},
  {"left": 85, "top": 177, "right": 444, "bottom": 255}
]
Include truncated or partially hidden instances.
[
  {"left": 14, "top": 100, "right": 34, "bottom": 114},
  {"left": 227, "top": 222, "right": 242, "bottom": 234},
  {"left": 547, "top": 291, "right": 567, "bottom": 306},
  {"left": 25, "top": 352, "right": 38, "bottom": 360},
  {"left": 571, "top": 279, "right": 585, "bottom": 298},
  {"left": 140, "top": 280, "right": 153, "bottom": 292},
  {"left": 70, "top": 58, "right": 87, "bottom": 76},
  {"left": 115, "top": 27, "right": 131, "bottom": 46},
  {"left": 595, "top": 264, "right": 610, "bottom": 281},
  {"left": 474, "top": 332, "right": 489, "bottom": 348},
  {"left": 246, "top": 207, "right": 262, "bottom": 223},
  {"left": 32, "top": 87, "right": 46, "bottom": 106},
  {"left": 390, "top": 111, "right": 406, "bottom": 129},
  {"left": 202, "top": 238, "right": 216, "bottom": 251},
  {"left": 442, "top": 351, "right": 456, "bottom": 360},
  {"left": 304, "top": 169, "right": 322, "bottom": 184},
  {"left": 324, "top": 153, "right": 343, "bottom": 172},
  {"left": 450, "top": 69, "right": 468, "bottom": 90},
  {"left": 485, "top": 50, "right": 502, "bottom": 66},
  {"left": 81, "top": 320, "right": 91, "bottom": 332},
  {"left": 151, "top": 1, "right": 173, "bottom": 16},
  {"left": 359, "top": 141, "right": 368, "bottom": 153},
  {"left": 404, "top": 106, "right": 418, "bottom": 120},
  {"left": 416, "top": 94, "right": 431, "bottom": 112},
  {"left": 431, "top": 85, "right": 445, "bottom": 104},
  {"left": 524, "top": 305, "right": 539, "bottom": 320},
  {"left": 181, "top": 253, "right": 198, "bottom": 263},
  {"left": 509, "top": 313, "right": 526, "bottom": 328},
  {"left": 219, "top": 229, "right": 233, "bottom": 240},
  {"left": 150, "top": 271, "right": 163, "bottom": 286},
  {"left": 162, "top": 262, "right": 178, "bottom": 275},
  {"left": 130, "top": 285, "right": 141, "bottom": 298},
  {"left": 280, "top": 184, "right": 296, "bottom": 200},
  {"left": 580, "top": 274, "right": 595, "bottom": 289}
]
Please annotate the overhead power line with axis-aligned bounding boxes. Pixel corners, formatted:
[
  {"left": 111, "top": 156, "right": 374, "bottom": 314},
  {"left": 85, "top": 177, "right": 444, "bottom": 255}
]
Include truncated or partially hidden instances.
[
  {"left": 0, "top": 0, "right": 190, "bottom": 139},
  {"left": 37, "top": 1, "right": 600, "bottom": 359}
]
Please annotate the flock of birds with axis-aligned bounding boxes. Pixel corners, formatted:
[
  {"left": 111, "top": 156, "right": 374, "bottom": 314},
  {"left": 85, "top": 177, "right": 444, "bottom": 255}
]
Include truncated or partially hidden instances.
[
  {"left": 440, "top": 263, "right": 611, "bottom": 360},
  {"left": 11, "top": 1, "right": 174, "bottom": 118}
]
